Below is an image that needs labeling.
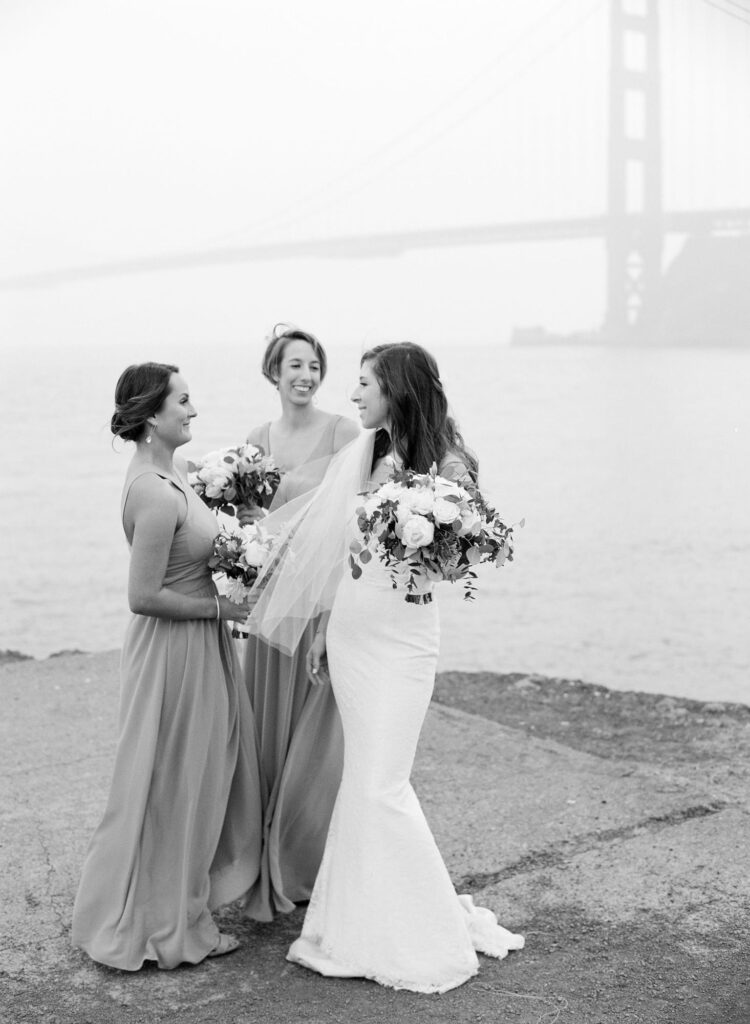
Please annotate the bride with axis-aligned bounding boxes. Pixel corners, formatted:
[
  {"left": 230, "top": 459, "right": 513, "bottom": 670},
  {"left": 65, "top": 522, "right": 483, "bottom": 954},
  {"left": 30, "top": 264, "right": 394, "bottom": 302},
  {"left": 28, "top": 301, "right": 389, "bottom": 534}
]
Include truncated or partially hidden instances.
[{"left": 249, "top": 342, "right": 524, "bottom": 993}]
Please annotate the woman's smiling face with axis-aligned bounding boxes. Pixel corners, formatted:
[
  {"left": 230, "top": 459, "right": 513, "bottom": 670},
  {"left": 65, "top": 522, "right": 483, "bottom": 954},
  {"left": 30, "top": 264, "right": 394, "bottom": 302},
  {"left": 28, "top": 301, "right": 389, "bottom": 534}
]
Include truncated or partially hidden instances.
[
  {"left": 276, "top": 340, "right": 322, "bottom": 405},
  {"left": 151, "top": 372, "right": 196, "bottom": 447},
  {"left": 351, "top": 359, "right": 390, "bottom": 430}
]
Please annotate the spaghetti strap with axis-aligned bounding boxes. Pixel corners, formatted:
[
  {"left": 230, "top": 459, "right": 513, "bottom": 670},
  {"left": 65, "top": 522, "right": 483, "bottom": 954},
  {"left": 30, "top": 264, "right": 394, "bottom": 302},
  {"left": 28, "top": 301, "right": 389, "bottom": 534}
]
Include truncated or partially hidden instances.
[
  {"left": 308, "top": 415, "right": 344, "bottom": 461},
  {"left": 328, "top": 415, "right": 344, "bottom": 449}
]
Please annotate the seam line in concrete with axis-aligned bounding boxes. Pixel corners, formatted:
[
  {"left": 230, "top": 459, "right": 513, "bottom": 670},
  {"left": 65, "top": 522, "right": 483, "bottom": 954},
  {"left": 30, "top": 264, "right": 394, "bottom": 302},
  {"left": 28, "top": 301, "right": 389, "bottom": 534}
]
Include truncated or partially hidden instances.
[
  {"left": 1, "top": 753, "right": 111, "bottom": 779},
  {"left": 457, "top": 800, "right": 728, "bottom": 891}
]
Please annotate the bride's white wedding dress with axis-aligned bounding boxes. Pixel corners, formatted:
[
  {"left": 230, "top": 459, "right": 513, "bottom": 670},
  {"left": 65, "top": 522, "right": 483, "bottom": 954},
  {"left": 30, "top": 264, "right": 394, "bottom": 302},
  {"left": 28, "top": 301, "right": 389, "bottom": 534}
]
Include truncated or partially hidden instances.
[{"left": 287, "top": 481, "right": 524, "bottom": 993}]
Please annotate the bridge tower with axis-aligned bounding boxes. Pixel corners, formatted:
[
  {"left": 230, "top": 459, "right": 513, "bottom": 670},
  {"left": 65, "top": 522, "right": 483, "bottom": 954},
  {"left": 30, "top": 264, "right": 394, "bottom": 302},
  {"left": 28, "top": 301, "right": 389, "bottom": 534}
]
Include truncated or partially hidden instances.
[{"left": 606, "top": 0, "right": 663, "bottom": 337}]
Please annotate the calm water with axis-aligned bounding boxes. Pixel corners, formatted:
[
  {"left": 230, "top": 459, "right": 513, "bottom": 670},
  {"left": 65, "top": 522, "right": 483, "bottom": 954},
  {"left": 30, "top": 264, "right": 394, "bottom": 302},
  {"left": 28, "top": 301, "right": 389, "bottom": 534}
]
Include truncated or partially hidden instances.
[{"left": 1, "top": 340, "right": 748, "bottom": 703}]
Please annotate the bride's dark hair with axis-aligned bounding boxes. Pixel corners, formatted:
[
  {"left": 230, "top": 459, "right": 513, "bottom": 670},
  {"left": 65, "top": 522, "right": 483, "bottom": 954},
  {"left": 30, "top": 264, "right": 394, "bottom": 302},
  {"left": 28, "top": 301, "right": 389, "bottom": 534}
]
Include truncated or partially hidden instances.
[{"left": 362, "top": 342, "right": 478, "bottom": 480}]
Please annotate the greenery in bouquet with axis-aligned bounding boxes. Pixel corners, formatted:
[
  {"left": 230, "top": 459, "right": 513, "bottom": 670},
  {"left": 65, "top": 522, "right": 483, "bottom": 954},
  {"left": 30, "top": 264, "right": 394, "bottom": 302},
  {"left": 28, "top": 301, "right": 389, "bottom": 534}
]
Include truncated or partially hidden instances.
[
  {"left": 208, "top": 524, "right": 271, "bottom": 600},
  {"left": 188, "top": 444, "right": 281, "bottom": 516},
  {"left": 208, "top": 523, "right": 273, "bottom": 637},
  {"left": 349, "top": 465, "right": 520, "bottom": 602}
]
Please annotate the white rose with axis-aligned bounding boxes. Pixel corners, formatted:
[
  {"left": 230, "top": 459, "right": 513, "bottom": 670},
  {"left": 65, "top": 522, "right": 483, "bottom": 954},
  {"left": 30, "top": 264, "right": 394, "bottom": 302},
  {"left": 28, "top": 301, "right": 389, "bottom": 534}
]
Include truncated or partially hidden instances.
[
  {"left": 405, "top": 487, "right": 434, "bottom": 516},
  {"left": 242, "top": 539, "right": 268, "bottom": 568},
  {"left": 202, "top": 469, "right": 233, "bottom": 499},
  {"left": 432, "top": 497, "right": 461, "bottom": 525},
  {"left": 376, "top": 480, "right": 403, "bottom": 502},
  {"left": 400, "top": 514, "right": 435, "bottom": 549},
  {"left": 204, "top": 480, "right": 232, "bottom": 499},
  {"left": 199, "top": 464, "right": 231, "bottom": 486}
]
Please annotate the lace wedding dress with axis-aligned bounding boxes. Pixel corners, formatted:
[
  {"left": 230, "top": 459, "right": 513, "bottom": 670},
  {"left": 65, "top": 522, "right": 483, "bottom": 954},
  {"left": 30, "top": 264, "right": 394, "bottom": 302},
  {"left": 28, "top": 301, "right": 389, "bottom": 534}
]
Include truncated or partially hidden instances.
[{"left": 287, "top": 476, "right": 524, "bottom": 993}]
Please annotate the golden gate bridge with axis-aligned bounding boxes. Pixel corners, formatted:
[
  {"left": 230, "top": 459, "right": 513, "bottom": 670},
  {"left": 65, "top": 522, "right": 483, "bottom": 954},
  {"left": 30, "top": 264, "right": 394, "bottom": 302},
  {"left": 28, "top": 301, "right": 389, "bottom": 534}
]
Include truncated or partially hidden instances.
[{"left": 3, "top": 0, "right": 750, "bottom": 343}]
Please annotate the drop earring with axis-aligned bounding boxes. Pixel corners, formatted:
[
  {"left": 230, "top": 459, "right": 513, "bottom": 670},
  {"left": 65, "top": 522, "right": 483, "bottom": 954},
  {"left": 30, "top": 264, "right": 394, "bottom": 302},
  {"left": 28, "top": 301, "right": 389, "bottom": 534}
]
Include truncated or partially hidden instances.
[{"left": 145, "top": 427, "right": 153, "bottom": 444}]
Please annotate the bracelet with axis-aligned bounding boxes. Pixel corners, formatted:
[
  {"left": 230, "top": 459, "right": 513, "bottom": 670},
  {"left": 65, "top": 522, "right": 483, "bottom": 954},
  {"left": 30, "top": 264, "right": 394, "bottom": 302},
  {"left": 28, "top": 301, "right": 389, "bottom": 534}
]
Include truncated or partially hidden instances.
[{"left": 214, "top": 595, "right": 221, "bottom": 621}]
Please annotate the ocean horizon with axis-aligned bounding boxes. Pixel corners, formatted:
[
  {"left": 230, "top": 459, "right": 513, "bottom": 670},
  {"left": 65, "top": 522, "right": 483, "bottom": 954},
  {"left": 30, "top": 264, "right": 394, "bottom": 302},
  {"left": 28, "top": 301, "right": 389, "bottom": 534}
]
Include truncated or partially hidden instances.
[{"left": 2, "top": 337, "right": 748, "bottom": 704}]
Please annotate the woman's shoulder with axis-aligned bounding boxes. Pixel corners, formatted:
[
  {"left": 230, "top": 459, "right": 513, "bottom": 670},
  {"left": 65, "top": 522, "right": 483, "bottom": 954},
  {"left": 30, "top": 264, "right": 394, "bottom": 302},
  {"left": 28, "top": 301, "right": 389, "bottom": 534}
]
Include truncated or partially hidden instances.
[
  {"left": 307, "top": 410, "right": 359, "bottom": 455},
  {"left": 122, "top": 470, "right": 184, "bottom": 524},
  {"left": 124, "top": 467, "right": 180, "bottom": 498}
]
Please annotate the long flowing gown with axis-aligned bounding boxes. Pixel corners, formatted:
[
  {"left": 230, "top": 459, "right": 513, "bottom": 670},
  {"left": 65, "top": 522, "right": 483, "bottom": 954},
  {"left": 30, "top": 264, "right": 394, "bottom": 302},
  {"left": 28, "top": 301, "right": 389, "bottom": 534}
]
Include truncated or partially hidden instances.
[
  {"left": 242, "top": 417, "right": 346, "bottom": 921},
  {"left": 287, "top": 463, "right": 524, "bottom": 993},
  {"left": 71, "top": 469, "right": 262, "bottom": 970}
]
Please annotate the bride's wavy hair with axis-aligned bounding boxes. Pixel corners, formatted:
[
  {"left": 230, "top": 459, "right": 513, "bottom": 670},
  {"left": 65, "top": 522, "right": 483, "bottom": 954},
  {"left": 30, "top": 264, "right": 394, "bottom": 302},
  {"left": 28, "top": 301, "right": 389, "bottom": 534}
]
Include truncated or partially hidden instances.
[
  {"left": 111, "top": 362, "right": 179, "bottom": 442},
  {"left": 362, "top": 343, "right": 478, "bottom": 480}
]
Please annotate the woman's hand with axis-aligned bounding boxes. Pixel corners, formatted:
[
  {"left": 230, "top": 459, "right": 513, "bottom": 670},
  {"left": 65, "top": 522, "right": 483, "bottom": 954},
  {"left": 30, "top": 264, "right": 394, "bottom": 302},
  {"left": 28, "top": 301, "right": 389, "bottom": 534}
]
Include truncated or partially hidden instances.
[
  {"left": 236, "top": 503, "right": 265, "bottom": 527},
  {"left": 306, "top": 630, "right": 329, "bottom": 686},
  {"left": 218, "top": 596, "right": 253, "bottom": 622}
]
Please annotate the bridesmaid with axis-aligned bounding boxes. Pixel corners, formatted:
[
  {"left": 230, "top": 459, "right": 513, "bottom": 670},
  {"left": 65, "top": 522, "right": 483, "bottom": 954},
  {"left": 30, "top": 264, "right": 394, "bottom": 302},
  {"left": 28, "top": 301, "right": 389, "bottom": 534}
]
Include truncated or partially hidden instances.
[
  {"left": 72, "top": 362, "right": 262, "bottom": 969},
  {"left": 240, "top": 325, "right": 358, "bottom": 921}
]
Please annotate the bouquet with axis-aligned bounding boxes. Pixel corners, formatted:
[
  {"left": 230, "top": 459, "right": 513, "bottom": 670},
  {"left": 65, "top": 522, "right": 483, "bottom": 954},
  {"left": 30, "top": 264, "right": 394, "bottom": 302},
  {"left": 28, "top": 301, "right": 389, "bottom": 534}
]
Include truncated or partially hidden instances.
[
  {"left": 208, "top": 524, "right": 272, "bottom": 638},
  {"left": 188, "top": 444, "right": 281, "bottom": 517},
  {"left": 349, "top": 465, "right": 520, "bottom": 603}
]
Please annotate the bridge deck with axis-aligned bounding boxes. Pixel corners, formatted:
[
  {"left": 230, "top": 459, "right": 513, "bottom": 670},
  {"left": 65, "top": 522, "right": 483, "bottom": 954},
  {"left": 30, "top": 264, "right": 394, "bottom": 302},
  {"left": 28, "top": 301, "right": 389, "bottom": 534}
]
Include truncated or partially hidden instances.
[{"left": 2, "top": 208, "right": 750, "bottom": 289}]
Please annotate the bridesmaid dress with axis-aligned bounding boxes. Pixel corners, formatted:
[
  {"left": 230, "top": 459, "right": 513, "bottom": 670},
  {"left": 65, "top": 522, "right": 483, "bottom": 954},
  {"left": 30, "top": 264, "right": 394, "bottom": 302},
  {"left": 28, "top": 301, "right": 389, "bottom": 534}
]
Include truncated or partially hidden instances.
[
  {"left": 242, "top": 417, "right": 346, "bottom": 922},
  {"left": 71, "top": 469, "right": 262, "bottom": 970},
  {"left": 287, "top": 458, "right": 524, "bottom": 992}
]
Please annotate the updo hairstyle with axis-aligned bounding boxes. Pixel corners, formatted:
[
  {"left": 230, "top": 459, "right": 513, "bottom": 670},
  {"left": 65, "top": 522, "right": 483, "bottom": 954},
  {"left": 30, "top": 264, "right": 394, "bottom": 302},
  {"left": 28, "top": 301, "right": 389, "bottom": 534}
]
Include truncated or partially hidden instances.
[
  {"left": 261, "top": 324, "right": 328, "bottom": 386},
  {"left": 111, "top": 362, "right": 179, "bottom": 442}
]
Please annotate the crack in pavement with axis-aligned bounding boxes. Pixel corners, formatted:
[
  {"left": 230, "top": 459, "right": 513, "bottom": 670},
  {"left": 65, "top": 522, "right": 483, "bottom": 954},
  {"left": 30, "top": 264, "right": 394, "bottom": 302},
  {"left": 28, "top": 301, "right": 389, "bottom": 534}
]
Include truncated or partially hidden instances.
[
  {"left": 33, "top": 818, "right": 71, "bottom": 943},
  {"left": 456, "top": 800, "right": 728, "bottom": 891},
  {"left": 1, "top": 784, "right": 72, "bottom": 957}
]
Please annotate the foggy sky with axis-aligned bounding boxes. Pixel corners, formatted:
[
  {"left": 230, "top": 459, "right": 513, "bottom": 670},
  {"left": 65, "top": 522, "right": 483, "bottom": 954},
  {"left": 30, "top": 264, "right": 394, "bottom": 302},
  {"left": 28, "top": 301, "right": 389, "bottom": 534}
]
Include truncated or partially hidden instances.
[{"left": 1, "top": 0, "right": 748, "bottom": 349}]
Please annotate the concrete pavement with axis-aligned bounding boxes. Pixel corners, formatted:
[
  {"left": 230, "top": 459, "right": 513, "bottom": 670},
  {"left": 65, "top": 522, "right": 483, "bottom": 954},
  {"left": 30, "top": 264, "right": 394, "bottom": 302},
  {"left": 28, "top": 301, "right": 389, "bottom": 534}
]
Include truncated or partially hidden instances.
[{"left": 1, "top": 652, "right": 748, "bottom": 1023}]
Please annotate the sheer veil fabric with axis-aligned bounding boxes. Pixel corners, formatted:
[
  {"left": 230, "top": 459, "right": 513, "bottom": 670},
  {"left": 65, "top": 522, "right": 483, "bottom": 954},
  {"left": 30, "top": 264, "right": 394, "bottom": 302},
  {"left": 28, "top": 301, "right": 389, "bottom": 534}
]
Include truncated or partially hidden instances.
[{"left": 248, "top": 430, "right": 375, "bottom": 654}]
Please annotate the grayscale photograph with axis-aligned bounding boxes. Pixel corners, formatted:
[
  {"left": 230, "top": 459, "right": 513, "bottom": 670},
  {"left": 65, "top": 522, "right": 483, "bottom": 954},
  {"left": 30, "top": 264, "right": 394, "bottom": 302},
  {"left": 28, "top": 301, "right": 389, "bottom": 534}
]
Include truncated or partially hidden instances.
[{"left": 1, "top": 1, "right": 748, "bottom": 1022}]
